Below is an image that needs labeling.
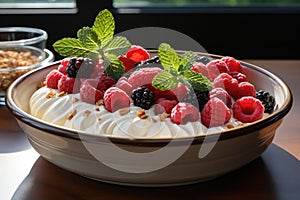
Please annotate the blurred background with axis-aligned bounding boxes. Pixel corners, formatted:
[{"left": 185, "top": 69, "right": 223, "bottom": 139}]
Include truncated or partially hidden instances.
[{"left": 1, "top": 0, "right": 299, "bottom": 60}]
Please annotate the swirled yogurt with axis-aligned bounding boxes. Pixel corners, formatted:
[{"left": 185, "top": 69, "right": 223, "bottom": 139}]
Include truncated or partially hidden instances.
[{"left": 29, "top": 87, "right": 244, "bottom": 139}]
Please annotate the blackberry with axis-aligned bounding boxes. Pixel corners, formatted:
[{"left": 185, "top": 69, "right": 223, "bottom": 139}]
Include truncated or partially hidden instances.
[
  {"left": 196, "top": 56, "right": 211, "bottom": 65},
  {"left": 131, "top": 87, "right": 155, "bottom": 110},
  {"left": 66, "top": 57, "right": 95, "bottom": 78},
  {"left": 256, "top": 90, "right": 276, "bottom": 114},
  {"left": 134, "top": 56, "right": 161, "bottom": 68},
  {"left": 183, "top": 90, "right": 209, "bottom": 112}
]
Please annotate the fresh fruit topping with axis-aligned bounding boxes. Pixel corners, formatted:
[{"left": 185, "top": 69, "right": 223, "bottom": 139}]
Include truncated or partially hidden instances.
[
  {"left": 57, "top": 76, "right": 80, "bottom": 94},
  {"left": 45, "top": 70, "right": 64, "bottom": 89},
  {"left": 213, "top": 73, "right": 239, "bottom": 97},
  {"left": 96, "top": 75, "right": 115, "bottom": 91},
  {"left": 229, "top": 72, "right": 246, "bottom": 83},
  {"left": 126, "top": 45, "right": 150, "bottom": 62},
  {"left": 128, "top": 67, "right": 162, "bottom": 89},
  {"left": 191, "top": 62, "right": 209, "bottom": 77},
  {"left": 58, "top": 58, "right": 70, "bottom": 75},
  {"left": 115, "top": 77, "right": 133, "bottom": 96},
  {"left": 104, "top": 87, "right": 130, "bottom": 112},
  {"left": 206, "top": 60, "right": 228, "bottom": 81},
  {"left": 170, "top": 103, "right": 200, "bottom": 125},
  {"left": 131, "top": 86, "right": 155, "bottom": 110},
  {"left": 153, "top": 82, "right": 189, "bottom": 101},
  {"left": 155, "top": 98, "right": 178, "bottom": 114},
  {"left": 135, "top": 56, "right": 161, "bottom": 68},
  {"left": 119, "top": 55, "right": 136, "bottom": 72},
  {"left": 183, "top": 89, "right": 209, "bottom": 112},
  {"left": 231, "top": 81, "right": 256, "bottom": 100},
  {"left": 196, "top": 56, "right": 211, "bottom": 65},
  {"left": 209, "top": 87, "right": 232, "bottom": 108},
  {"left": 233, "top": 96, "right": 264, "bottom": 123},
  {"left": 221, "top": 56, "right": 242, "bottom": 73},
  {"left": 256, "top": 90, "right": 276, "bottom": 114},
  {"left": 201, "top": 97, "right": 231, "bottom": 128},
  {"left": 66, "top": 57, "right": 95, "bottom": 78},
  {"left": 80, "top": 79, "right": 104, "bottom": 104}
]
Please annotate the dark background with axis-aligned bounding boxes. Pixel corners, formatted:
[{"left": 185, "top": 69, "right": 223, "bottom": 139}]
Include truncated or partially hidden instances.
[{"left": 1, "top": 0, "right": 299, "bottom": 61}]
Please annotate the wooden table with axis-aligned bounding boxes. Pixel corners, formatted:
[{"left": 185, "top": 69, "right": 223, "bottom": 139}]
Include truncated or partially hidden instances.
[{"left": 0, "top": 60, "right": 299, "bottom": 200}]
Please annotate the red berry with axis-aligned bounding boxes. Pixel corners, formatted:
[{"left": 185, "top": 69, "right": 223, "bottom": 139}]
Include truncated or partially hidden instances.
[
  {"left": 119, "top": 55, "right": 136, "bottom": 73},
  {"left": 206, "top": 60, "right": 228, "bottom": 81},
  {"left": 170, "top": 103, "right": 200, "bottom": 125},
  {"left": 213, "top": 73, "right": 239, "bottom": 98},
  {"left": 90, "top": 59, "right": 104, "bottom": 78},
  {"left": 58, "top": 64, "right": 67, "bottom": 75},
  {"left": 233, "top": 96, "right": 264, "bottom": 123},
  {"left": 80, "top": 79, "right": 104, "bottom": 104},
  {"left": 96, "top": 75, "right": 115, "bottom": 91},
  {"left": 116, "top": 77, "right": 133, "bottom": 96},
  {"left": 153, "top": 82, "right": 189, "bottom": 101},
  {"left": 229, "top": 72, "right": 246, "bottom": 83},
  {"left": 209, "top": 87, "right": 232, "bottom": 108},
  {"left": 57, "top": 76, "right": 80, "bottom": 94},
  {"left": 103, "top": 87, "right": 131, "bottom": 112},
  {"left": 155, "top": 98, "right": 178, "bottom": 114},
  {"left": 221, "top": 56, "right": 242, "bottom": 73},
  {"left": 201, "top": 97, "right": 231, "bottom": 128},
  {"left": 191, "top": 62, "right": 209, "bottom": 77},
  {"left": 45, "top": 70, "right": 64, "bottom": 89},
  {"left": 128, "top": 67, "right": 162, "bottom": 89},
  {"left": 231, "top": 81, "right": 256, "bottom": 100},
  {"left": 126, "top": 45, "right": 150, "bottom": 62}
]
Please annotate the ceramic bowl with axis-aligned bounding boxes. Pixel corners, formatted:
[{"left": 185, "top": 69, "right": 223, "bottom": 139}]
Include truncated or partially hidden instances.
[
  {"left": 0, "top": 46, "right": 54, "bottom": 105},
  {"left": 5, "top": 53, "right": 292, "bottom": 186}
]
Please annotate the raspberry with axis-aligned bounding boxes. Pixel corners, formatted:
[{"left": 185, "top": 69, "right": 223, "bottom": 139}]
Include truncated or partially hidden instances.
[
  {"left": 191, "top": 62, "right": 209, "bottom": 77},
  {"left": 90, "top": 59, "right": 104, "bottom": 78},
  {"left": 206, "top": 60, "right": 228, "bottom": 81},
  {"left": 128, "top": 67, "right": 162, "bottom": 89},
  {"left": 231, "top": 81, "right": 256, "bottom": 100},
  {"left": 233, "top": 96, "right": 264, "bottom": 123},
  {"left": 115, "top": 77, "right": 133, "bottom": 96},
  {"left": 170, "top": 103, "right": 200, "bottom": 125},
  {"left": 154, "top": 82, "right": 189, "bottom": 101},
  {"left": 220, "top": 56, "right": 242, "bottom": 73},
  {"left": 80, "top": 79, "right": 104, "bottom": 104},
  {"left": 58, "top": 64, "right": 67, "bottom": 75},
  {"left": 96, "top": 75, "right": 115, "bottom": 91},
  {"left": 183, "top": 89, "right": 209, "bottom": 112},
  {"left": 103, "top": 87, "right": 131, "bottom": 112},
  {"left": 229, "top": 72, "right": 246, "bottom": 83},
  {"left": 209, "top": 87, "right": 232, "bottom": 108},
  {"left": 119, "top": 55, "right": 136, "bottom": 73},
  {"left": 155, "top": 98, "right": 178, "bottom": 114},
  {"left": 57, "top": 76, "right": 81, "bottom": 94},
  {"left": 45, "top": 70, "right": 64, "bottom": 89},
  {"left": 126, "top": 45, "right": 150, "bottom": 62},
  {"left": 201, "top": 97, "right": 231, "bottom": 128},
  {"left": 213, "top": 73, "right": 239, "bottom": 98}
]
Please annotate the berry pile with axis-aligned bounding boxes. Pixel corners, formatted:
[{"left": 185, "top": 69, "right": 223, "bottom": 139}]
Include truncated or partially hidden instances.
[{"left": 45, "top": 45, "right": 276, "bottom": 129}]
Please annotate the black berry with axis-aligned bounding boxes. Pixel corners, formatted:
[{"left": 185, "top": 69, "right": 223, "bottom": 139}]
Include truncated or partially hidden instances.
[
  {"left": 131, "top": 87, "right": 155, "bottom": 110},
  {"left": 256, "top": 90, "right": 276, "bottom": 114},
  {"left": 196, "top": 56, "right": 211, "bottom": 65},
  {"left": 66, "top": 57, "right": 95, "bottom": 78},
  {"left": 183, "top": 89, "right": 209, "bottom": 112}
]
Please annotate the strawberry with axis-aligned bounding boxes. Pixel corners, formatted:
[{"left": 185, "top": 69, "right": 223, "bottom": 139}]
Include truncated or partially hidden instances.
[{"left": 126, "top": 45, "right": 150, "bottom": 62}]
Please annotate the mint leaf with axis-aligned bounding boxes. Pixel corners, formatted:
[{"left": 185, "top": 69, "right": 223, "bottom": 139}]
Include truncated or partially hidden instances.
[
  {"left": 53, "top": 38, "right": 99, "bottom": 58},
  {"left": 180, "top": 70, "right": 212, "bottom": 92},
  {"left": 101, "top": 36, "right": 131, "bottom": 56},
  {"left": 158, "top": 43, "right": 180, "bottom": 70},
  {"left": 179, "top": 51, "right": 199, "bottom": 71},
  {"left": 77, "top": 27, "right": 101, "bottom": 50},
  {"left": 103, "top": 53, "right": 125, "bottom": 81},
  {"left": 92, "top": 9, "right": 115, "bottom": 43},
  {"left": 152, "top": 71, "right": 178, "bottom": 91}
]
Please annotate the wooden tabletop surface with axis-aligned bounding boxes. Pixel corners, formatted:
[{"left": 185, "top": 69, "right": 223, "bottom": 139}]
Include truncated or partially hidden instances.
[{"left": 0, "top": 59, "right": 299, "bottom": 200}]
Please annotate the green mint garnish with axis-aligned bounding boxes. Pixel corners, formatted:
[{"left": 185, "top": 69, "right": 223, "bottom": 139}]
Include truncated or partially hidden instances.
[
  {"left": 53, "top": 9, "right": 131, "bottom": 81},
  {"left": 152, "top": 43, "right": 212, "bottom": 92}
]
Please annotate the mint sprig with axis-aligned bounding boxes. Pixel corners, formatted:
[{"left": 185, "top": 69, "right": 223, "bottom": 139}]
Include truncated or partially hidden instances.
[
  {"left": 152, "top": 43, "right": 212, "bottom": 92},
  {"left": 53, "top": 9, "right": 131, "bottom": 81}
]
